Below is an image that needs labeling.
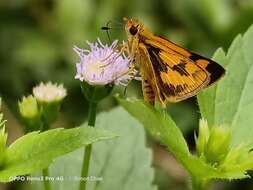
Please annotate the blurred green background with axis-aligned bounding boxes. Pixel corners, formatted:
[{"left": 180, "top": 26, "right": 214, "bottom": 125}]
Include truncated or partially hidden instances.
[{"left": 1, "top": 0, "right": 253, "bottom": 189}]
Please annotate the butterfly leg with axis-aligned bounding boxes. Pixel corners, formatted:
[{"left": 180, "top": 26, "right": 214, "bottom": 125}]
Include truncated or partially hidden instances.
[{"left": 142, "top": 79, "right": 155, "bottom": 105}]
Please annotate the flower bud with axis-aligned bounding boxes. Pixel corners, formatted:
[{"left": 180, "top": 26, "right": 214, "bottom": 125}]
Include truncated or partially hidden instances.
[
  {"left": 195, "top": 119, "right": 253, "bottom": 179},
  {"left": 33, "top": 82, "right": 66, "bottom": 104},
  {"left": 195, "top": 118, "right": 210, "bottom": 156},
  {"left": 32, "top": 82, "right": 66, "bottom": 130},
  {"left": 220, "top": 143, "right": 253, "bottom": 170},
  {"left": 18, "top": 95, "right": 42, "bottom": 132},
  {"left": 19, "top": 95, "right": 39, "bottom": 119},
  {"left": 205, "top": 125, "right": 231, "bottom": 164}
]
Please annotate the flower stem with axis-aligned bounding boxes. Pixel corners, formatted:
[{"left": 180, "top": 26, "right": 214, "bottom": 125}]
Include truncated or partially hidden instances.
[
  {"left": 79, "top": 101, "right": 98, "bottom": 190},
  {"left": 191, "top": 177, "right": 209, "bottom": 190},
  {"left": 43, "top": 168, "right": 51, "bottom": 190}
]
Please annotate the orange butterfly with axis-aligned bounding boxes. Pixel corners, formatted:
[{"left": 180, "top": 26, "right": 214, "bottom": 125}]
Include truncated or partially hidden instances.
[{"left": 123, "top": 18, "right": 225, "bottom": 107}]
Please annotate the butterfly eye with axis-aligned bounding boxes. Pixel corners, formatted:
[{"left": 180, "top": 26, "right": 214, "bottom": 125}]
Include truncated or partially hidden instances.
[{"left": 129, "top": 26, "right": 138, "bottom": 35}]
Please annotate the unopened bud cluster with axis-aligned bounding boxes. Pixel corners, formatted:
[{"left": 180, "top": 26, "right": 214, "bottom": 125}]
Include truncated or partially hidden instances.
[
  {"left": 18, "top": 82, "right": 66, "bottom": 132},
  {"left": 195, "top": 118, "right": 253, "bottom": 176},
  {"left": 195, "top": 119, "right": 231, "bottom": 165}
]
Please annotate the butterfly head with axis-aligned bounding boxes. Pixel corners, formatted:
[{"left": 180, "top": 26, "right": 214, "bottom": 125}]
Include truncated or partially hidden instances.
[{"left": 123, "top": 17, "right": 143, "bottom": 37}]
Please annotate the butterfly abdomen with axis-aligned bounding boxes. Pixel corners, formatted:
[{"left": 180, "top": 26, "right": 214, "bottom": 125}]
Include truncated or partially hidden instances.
[{"left": 142, "top": 79, "right": 155, "bottom": 105}]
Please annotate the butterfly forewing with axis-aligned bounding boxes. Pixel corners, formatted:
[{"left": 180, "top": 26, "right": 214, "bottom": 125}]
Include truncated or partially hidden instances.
[{"left": 144, "top": 36, "right": 225, "bottom": 86}]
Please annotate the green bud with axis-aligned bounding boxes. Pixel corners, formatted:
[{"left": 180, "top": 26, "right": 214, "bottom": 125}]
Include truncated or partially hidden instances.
[
  {"left": 220, "top": 144, "right": 253, "bottom": 170},
  {"left": 205, "top": 125, "right": 231, "bottom": 164},
  {"left": 214, "top": 144, "right": 253, "bottom": 180},
  {"left": 19, "top": 95, "right": 39, "bottom": 119},
  {"left": 196, "top": 118, "right": 210, "bottom": 156},
  {"left": 18, "top": 96, "right": 42, "bottom": 133},
  {"left": 194, "top": 119, "right": 253, "bottom": 179},
  {"left": 80, "top": 82, "right": 113, "bottom": 103}
]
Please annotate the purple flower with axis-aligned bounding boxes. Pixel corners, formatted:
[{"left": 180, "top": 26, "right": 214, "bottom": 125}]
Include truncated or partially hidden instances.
[{"left": 73, "top": 39, "right": 137, "bottom": 86}]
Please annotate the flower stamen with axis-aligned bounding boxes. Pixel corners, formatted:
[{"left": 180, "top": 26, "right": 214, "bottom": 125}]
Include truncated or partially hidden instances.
[{"left": 74, "top": 38, "right": 138, "bottom": 86}]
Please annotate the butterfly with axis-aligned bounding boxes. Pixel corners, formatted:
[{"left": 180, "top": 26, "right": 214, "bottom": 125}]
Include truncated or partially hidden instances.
[{"left": 123, "top": 18, "right": 225, "bottom": 107}]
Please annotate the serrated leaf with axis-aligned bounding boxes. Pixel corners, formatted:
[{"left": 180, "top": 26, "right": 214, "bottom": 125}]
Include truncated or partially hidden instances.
[
  {"left": 198, "top": 25, "right": 253, "bottom": 147},
  {"left": 0, "top": 125, "right": 116, "bottom": 182},
  {"left": 31, "top": 107, "right": 156, "bottom": 190}
]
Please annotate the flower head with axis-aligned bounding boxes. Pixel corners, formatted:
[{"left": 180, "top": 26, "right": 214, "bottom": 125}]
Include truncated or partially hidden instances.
[
  {"left": 74, "top": 39, "right": 136, "bottom": 86},
  {"left": 33, "top": 82, "right": 67, "bottom": 103}
]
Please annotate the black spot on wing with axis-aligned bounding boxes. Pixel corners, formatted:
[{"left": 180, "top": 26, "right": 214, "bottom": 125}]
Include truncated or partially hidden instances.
[
  {"left": 147, "top": 46, "right": 189, "bottom": 76},
  {"left": 189, "top": 53, "right": 201, "bottom": 62},
  {"left": 146, "top": 46, "right": 172, "bottom": 98},
  {"left": 162, "top": 84, "right": 187, "bottom": 96},
  {"left": 172, "top": 61, "right": 190, "bottom": 76},
  {"left": 189, "top": 52, "right": 225, "bottom": 84},
  {"left": 206, "top": 62, "right": 225, "bottom": 84},
  {"left": 146, "top": 46, "right": 193, "bottom": 100},
  {"left": 147, "top": 47, "right": 168, "bottom": 72}
]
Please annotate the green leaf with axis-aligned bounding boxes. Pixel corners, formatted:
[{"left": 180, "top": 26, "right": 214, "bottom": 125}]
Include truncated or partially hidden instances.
[
  {"left": 118, "top": 97, "right": 189, "bottom": 157},
  {"left": 0, "top": 126, "right": 116, "bottom": 182},
  {"left": 118, "top": 98, "right": 251, "bottom": 180},
  {"left": 117, "top": 99, "right": 196, "bottom": 177},
  {"left": 31, "top": 107, "right": 156, "bottom": 190},
  {"left": 198, "top": 24, "right": 253, "bottom": 147},
  {"left": 197, "top": 48, "right": 227, "bottom": 126}
]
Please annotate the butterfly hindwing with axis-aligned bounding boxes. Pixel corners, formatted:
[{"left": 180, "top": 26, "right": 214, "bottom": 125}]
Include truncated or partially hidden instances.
[{"left": 187, "top": 52, "right": 225, "bottom": 85}]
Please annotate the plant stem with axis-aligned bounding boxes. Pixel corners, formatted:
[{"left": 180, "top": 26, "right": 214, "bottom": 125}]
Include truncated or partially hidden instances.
[
  {"left": 42, "top": 122, "right": 51, "bottom": 190},
  {"left": 191, "top": 177, "right": 209, "bottom": 190},
  {"left": 79, "top": 101, "right": 98, "bottom": 190},
  {"left": 43, "top": 168, "right": 51, "bottom": 190}
]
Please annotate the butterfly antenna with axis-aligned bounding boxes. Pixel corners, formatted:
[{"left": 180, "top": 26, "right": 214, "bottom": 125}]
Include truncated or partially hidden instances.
[
  {"left": 101, "top": 20, "right": 124, "bottom": 31},
  {"left": 101, "top": 20, "right": 112, "bottom": 43},
  {"left": 101, "top": 19, "right": 124, "bottom": 44},
  {"left": 111, "top": 20, "right": 123, "bottom": 27}
]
